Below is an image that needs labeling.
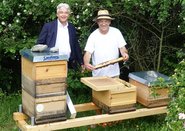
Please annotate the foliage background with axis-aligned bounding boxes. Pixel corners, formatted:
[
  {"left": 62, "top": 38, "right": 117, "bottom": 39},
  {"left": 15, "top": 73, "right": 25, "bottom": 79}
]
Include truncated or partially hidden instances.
[
  {"left": 0, "top": 0, "right": 185, "bottom": 130},
  {"left": 163, "top": 49, "right": 185, "bottom": 131},
  {"left": 0, "top": 0, "right": 185, "bottom": 92}
]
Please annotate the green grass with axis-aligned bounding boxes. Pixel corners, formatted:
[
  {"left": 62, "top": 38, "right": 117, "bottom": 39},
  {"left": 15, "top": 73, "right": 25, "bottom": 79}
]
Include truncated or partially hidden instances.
[
  {"left": 0, "top": 92, "right": 167, "bottom": 131},
  {"left": 61, "top": 110, "right": 166, "bottom": 131},
  {"left": 0, "top": 92, "right": 21, "bottom": 131}
]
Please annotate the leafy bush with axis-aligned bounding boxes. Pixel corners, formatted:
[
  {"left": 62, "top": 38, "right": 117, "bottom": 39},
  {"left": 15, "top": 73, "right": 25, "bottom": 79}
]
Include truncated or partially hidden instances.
[
  {"left": 0, "top": 0, "right": 184, "bottom": 93},
  {"left": 67, "top": 69, "right": 92, "bottom": 103},
  {"left": 163, "top": 46, "right": 185, "bottom": 131}
]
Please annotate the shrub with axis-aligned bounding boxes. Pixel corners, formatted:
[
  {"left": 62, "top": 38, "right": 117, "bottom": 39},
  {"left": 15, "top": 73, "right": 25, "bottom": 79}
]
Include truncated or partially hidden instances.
[
  {"left": 163, "top": 46, "right": 185, "bottom": 131},
  {"left": 67, "top": 69, "right": 92, "bottom": 103},
  {"left": 0, "top": 0, "right": 184, "bottom": 94}
]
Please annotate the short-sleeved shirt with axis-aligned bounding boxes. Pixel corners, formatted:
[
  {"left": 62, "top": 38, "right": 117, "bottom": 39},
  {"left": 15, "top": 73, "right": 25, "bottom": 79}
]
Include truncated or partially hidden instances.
[{"left": 84, "top": 27, "right": 127, "bottom": 77}]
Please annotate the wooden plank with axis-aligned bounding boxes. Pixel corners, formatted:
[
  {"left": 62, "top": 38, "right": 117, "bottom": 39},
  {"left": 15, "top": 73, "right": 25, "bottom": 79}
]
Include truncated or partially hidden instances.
[
  {"left": 74, "top": 102, "right": 100, "bottom": 112},
  {"left": 66, "top": 92, "right": 76, "bottom": 119},
  {"left": 15, "top": 106, "right": 167, "bottom": 131},
  {"left": 13, "top": 112, "right": 28, "bottom": 130},
  {"left": 81, "top": 77, "right": 123, "bottom": 91},
  {"left": 16, "top": 120, "right": 29, "bottom": 131},
  {"left": 13, "top": 112, "right": 28, "bottom": 121},
  {"left": 94, "top": 57, "right": 124, "bottom": 69}
]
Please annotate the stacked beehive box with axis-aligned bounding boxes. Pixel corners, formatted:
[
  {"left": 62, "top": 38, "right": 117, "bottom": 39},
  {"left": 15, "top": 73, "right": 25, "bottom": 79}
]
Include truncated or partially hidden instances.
[
  {"left": 81, "top": 77, "right": 137, "bottom": 113},
  {"left": 129, "top": 71, "right": 171, "bottom": 107},
  {"left": 20, "top": 49, "right": 68, "bottom": 124}
]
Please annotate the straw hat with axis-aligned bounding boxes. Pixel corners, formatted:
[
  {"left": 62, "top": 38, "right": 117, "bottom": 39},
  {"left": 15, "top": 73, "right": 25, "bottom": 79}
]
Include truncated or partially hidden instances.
[{"left": 94, "top": 10, "right": 114, "bottom": 21}]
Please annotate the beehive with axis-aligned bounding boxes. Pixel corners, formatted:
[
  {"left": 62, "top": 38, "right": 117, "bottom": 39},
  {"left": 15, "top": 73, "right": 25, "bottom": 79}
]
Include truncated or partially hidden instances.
[
  {"left": 20, "top": 49, "right": 68, "bottom": 124},
  {"left": 129, "top": 71, "right": 170, "bottom": 107},
  {"left": 81, "top": 77, "right": 137, "bottom": 113}
]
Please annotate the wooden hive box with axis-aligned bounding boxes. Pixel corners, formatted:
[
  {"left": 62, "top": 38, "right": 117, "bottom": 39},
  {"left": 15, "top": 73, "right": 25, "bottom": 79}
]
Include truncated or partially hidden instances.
[
  {"left": 22, "top": 89, "right": 67, "bottom": 124},
  {"left": 81, "top": 77, "right": 137, "bottom": 113},
  {"left": 129, "top": 71, "right": 171, "bottom": 107},
  {"left": 20, "top": 49, "right": 68, "bottom": 97},
  {"left": 20, "top": 49, "right": 68, "bottom": 123},
  {"left": 21, "top": 57, "right": 67, "bottom": 97}
]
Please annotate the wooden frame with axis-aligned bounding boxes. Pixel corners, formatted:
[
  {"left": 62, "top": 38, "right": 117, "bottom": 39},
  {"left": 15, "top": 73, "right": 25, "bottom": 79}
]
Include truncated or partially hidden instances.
[
  {"left": 13, "top": 102, "right": 167, "bottom": 131},
  {"left": 80, "top": 77, "right": 124, "bottom": 91}
]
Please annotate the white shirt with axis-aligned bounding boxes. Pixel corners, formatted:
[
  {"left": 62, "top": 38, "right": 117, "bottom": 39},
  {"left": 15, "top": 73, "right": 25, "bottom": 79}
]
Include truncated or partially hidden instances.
[
  {"left": 84, "top": 27, "right": 127, "bottom": 77},
  {"left": 55, "top": 19, "right": 71, "bottom": 59}
]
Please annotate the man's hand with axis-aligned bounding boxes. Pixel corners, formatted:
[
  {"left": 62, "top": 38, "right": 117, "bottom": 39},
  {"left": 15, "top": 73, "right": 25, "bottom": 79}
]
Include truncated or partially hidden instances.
[
  {"left": 84, "top": 63, "right": 95, "bottom": 71},
  {"left": 120, "top": 46, "right": 129, "bottom": 61},
  {"left": 122, "top": 52, "right": 129, "bottom": 61},
  {"left": 83, "top": 51, "right": 94, "bottom": 71}
]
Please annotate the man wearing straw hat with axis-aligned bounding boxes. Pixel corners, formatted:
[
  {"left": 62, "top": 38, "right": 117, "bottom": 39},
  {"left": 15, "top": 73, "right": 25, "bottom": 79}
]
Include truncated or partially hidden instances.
[{"left": 83, "top": 9, "right": 129, "bottom": 77}]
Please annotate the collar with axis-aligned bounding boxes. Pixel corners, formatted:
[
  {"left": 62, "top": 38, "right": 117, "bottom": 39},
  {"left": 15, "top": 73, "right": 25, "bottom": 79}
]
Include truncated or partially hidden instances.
[{"left": 57, "top": 19, "right": 68, "bottom": 28}]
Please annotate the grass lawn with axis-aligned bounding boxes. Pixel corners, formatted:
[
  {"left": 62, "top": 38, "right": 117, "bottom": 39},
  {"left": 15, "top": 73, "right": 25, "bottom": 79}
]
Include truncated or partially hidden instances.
[
  {"left": 0, "top": 93, "right": 21, "bottom": 131},
  {"left": 0, "top": 93, "right": 167, "bottom": 131}
]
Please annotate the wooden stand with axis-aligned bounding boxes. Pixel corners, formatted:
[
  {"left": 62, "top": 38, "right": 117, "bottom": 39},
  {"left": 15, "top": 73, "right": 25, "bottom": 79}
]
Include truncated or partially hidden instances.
[
  {"left": 15, "top": 53, "right": 168, "bottom": 130},
  {"left": 13, "top": 102, "right": 167, "bottom": 131}
]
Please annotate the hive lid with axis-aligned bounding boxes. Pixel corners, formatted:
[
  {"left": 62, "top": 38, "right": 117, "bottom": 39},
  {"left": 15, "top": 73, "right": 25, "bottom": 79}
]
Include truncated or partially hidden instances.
[
  {"left": 81, "top": 76, "right": 124, "bottom": 91},
  {"left": 128, "top": 71, "right": 171, "bottom": 86},
  {"left": 20, "top": 49, "right": 68, "bottom": 62}
]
